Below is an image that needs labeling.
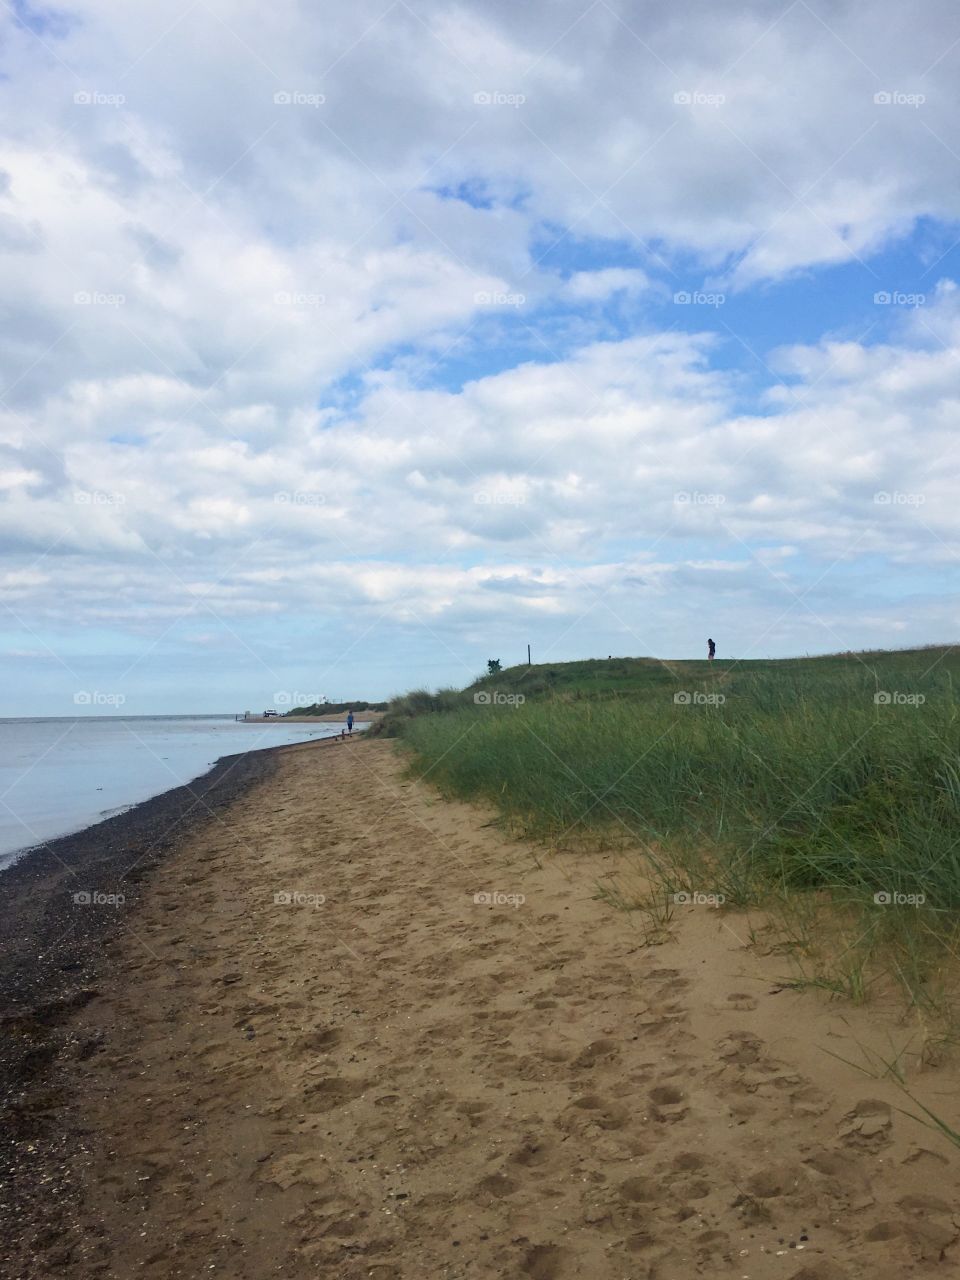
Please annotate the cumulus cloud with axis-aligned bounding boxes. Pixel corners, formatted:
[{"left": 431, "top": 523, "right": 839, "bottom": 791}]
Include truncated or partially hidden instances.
[{"left": 2, "top": 0, "right": 960, "bottom": 708}]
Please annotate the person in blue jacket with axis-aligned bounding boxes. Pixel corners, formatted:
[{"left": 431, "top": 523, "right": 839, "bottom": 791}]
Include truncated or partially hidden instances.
[{"left": 346, "top": 710, "right": 354, "bottom": 734}]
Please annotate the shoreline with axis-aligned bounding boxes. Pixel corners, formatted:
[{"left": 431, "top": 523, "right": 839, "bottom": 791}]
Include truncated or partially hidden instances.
[
  {"left": 0, "top": 732, "right": 347, "bottom": 1276},
  {"left": 0, "top": 717, "right": 375, "bottom": 874}
]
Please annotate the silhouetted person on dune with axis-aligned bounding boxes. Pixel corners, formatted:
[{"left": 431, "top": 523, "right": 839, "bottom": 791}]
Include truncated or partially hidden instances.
[{"left": 707, "top": 638, "right": 716, "bottom": 661}]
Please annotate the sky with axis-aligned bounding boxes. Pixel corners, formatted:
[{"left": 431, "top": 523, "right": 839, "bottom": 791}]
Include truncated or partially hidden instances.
[{"left": 3, "top": 0, "right": 960, "bottom": 714}]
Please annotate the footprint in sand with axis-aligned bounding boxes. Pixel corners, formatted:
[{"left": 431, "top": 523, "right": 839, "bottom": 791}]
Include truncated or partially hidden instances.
[
  {"left": 259, "top": 1153, "right": 331, "bottom": 1191},
  {"left": 648, "top": 1083, "right": 688, "bottom": 1122},
  {"left": 672, "top": 1151, "right": 706, "bottom": 1172},
  {"left": 511, "top": 1052, "right": 571, "bottom": 1081},
  {"left": 561, "top": 1094, "right": 630, "bottom": 1132},
  {"left": 572, "top": 1038, "right": 619, "bottom": 1069},
  {"left": 803, "top": 1146, "right": 870, "bottom": 1203},
  {"left": 864, "top": 1209, "right": 957, "bottom": 1260},
  {"left": 836, "top": 1098, "right": 893, "bottom": 1149},
  {"left": 508, "top": 1136, "right": 554, "bottom": 1168},
  {"left": 521, "top": 1243, "right": 572, "bottom": 1280},
  {"left": 457, "top": 1100, "right": 490, "bottom": 1127},
  {"left": 716, "top": 1030, "right": 763, "bottom": 1065},
  {"left": 694, "top": 1228, "right": 731, "bottom": 1263},
  {"left": 684, "top": 1178, "right": 712, "bottom": 1200},
  {"left": 790, "top": 1083, "right": 831, "bottom": 1117},
  {"left": 892, "top": 1194, "right": 958, "bottom": 1257},
  {"left": 787, "top": 1265, "right": 852, "bottom": 1280},
  {"left": 635, "top": 966, "right": 690, "bottom": 995},
  {"left": 617, "top": 1227, "right": 656, "bottom": 1254},
  {"left": 477, "top": 1171, "right": 520, "bottom": 1199},
  {"left": 725, "top": 991, "right": 759, "bottom": 1010},
  {"left": 303, "top": 1075, "right": 369, "bottom": 1110},
  {"left": 744, "top": 1161, "right": 809, "bottom": 1200},
  {"left": 618, "top": 1174, "right": 660, "bottom": 1203},
  {"left": 636, "top": 1003, "right": 686, "bottom": 1030}
]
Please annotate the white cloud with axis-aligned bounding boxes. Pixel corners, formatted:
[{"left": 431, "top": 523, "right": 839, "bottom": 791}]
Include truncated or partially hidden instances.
[
  {"left": 7, "top": 303, "right": 960, "bottom": 624},
  {"left": 2, "top": 0, "right": 960, "bottom": 707},
  {"left": 566, "top": 268, "right": 650, "bottom": 300}
]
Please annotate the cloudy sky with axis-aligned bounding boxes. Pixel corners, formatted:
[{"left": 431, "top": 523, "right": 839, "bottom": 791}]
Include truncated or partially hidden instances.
[{"left": 3, "top": 0, "right": 960, "bottom": 713}]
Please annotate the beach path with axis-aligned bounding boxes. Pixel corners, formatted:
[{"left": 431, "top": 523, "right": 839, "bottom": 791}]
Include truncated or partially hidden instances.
[{"left": 67, "top": 738, "right": 960, "bottom": 1279}]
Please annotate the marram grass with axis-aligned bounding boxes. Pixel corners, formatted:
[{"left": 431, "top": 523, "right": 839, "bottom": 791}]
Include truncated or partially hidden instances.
[{"left": 390, "top": 651, "right": 960, "bottom": 1007}]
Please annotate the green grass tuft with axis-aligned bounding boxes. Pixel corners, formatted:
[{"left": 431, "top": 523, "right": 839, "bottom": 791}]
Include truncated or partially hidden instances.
[{"left": 394, "top": 646, "right": 960, "bottom": 1005}]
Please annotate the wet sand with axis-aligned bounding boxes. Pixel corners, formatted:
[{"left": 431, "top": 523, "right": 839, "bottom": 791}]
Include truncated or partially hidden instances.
[
  {"left": 5, "top": 737, "right": 960, "bottom": 1278},
  {"left": 0, "top": 735, "right": 343, "bottom": 1279}
]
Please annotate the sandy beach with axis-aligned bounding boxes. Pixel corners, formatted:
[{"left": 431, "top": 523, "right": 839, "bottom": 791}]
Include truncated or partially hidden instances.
[{"left": 6, "top": 737, "right": 960, "bottom": 1279}]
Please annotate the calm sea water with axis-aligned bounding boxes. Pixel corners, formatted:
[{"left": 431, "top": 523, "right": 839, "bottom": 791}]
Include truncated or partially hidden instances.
[{"left": 0, "top": 715, "right": 359, "bottom": 871}]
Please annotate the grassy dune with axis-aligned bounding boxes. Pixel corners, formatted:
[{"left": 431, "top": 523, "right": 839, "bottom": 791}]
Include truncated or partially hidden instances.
[
  {"left": 390, "top": 648, "right": 960, "bottom": 1008},
  {"left": 284, "top": 699, "right": 388, "bottom": 716}
]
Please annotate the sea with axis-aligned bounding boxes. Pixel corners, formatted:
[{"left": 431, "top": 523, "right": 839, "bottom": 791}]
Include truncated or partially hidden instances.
[{"left": 0, "top": 715, "right": 359, "bottom": 871}]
